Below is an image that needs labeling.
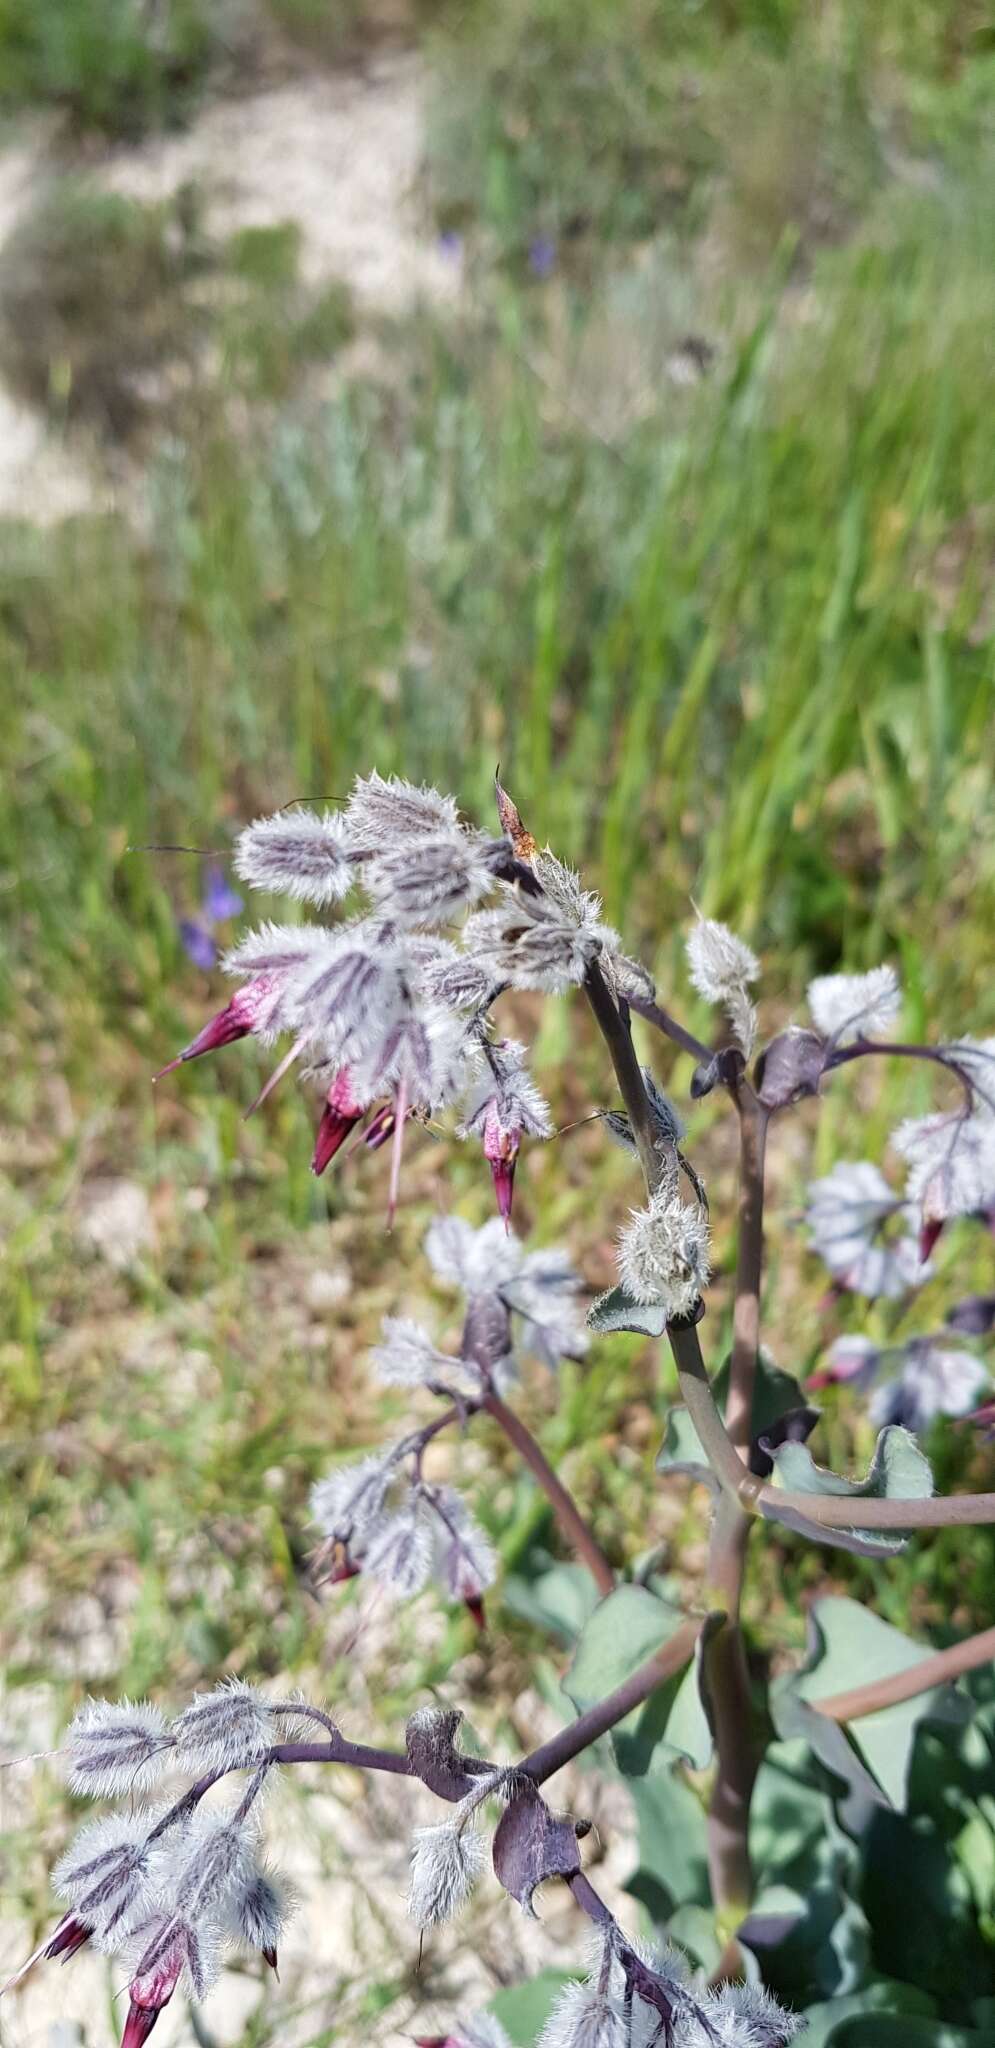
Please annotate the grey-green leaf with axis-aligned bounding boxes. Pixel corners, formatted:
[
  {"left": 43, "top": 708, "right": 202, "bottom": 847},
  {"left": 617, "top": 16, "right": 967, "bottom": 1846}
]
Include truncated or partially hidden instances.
[
  {"left": 775, "top": 1595, "right": 968, "bottom": 1810},
  {"left": 657, "top": 1351, "right": 811, "bottom": 1491},
  {"left": 587, "top": 1284, "right": 669, "bottom": 1337},
  {"left": 760, "top": 1425, "right": 933, "bottom": 1556},
  {"left": 564, "top": 1585, "right": 701, "bottom": 1773}
]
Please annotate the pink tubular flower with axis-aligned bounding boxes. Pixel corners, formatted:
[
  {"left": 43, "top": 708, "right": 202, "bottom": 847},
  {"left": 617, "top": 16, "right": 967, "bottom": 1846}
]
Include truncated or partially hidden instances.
[
  {"left": 460, "top": 1043, "right": 552, "bottom": 1226},
  {"left": 121, "top": 1949, "right": 183, "bottom": 2048},
  {"left": 481, "top": 1101, "right": 519, "bottom": 1224},
  {"left": 311, "top": 1068, "right": 364, "bottom": 1175},
  {"left": 155, "top": 975, "right": 286, "bottom": 1080}
]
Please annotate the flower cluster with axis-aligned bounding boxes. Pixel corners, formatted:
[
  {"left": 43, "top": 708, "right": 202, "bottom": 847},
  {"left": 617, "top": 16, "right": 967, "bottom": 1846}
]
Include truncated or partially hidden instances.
[
  {"left": 158, "top": 774, "right": 636, "bottom": 1225},
  {"left": 809, "top": 1330, "right": 989, "bottom": 1435},
  {"left": 10, "top": 1684, "right": 302, "bottom": 2048},
  {"left": 310, "top": 1216, "right": 588, "bottom": 1614},
  {"left": 457, "top": 1931, "right": 801, "bottom": 2048}
]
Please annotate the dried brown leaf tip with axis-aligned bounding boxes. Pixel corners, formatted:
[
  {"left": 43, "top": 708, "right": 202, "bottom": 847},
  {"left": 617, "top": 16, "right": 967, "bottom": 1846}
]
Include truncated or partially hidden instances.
[{"left": 494, "top": 775, "right": 539, "bottom": 862}]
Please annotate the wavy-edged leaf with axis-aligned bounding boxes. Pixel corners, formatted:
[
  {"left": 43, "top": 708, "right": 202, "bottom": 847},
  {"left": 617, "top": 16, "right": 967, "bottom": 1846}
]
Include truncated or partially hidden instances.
[
  {"left": 564, "top": 1586, "right": 702, "bottom": 1773},
  {"left": 587, "top": 1284, "right": 668, "bottom": 1338},
  {"left": 760, "top": 1426, "right": 933, "bottom": 1556},
  {"left": 775, "top": 1597, "right": 969, "bottom": 1812}
]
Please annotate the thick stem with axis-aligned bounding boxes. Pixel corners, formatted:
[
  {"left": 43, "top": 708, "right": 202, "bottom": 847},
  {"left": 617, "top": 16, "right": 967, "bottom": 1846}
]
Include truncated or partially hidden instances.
[
  {"left": 814, "top": 1623, "right": 995, "bottom": 1721},
  {"left": 523, "top": 1618, "right": 701, "bottom": 1785},
  {"left": 756, "top": 1485, "right": 995, "bottom": 1530},
  {"left": 482, "top": 1390, "right": 615, "bottom": 1597},
  {"left": 668, "top": 1320, "right": 751, "bottom": 1498},
  {"left": 722, "top": 1097, "right": 769, "bottom": 1458},
  {"left": 583, "top": 960, "right": 667, "bottom": 1193},
  {"left": 702, "top": 1615, "right": 755, "bottom": 1931}
]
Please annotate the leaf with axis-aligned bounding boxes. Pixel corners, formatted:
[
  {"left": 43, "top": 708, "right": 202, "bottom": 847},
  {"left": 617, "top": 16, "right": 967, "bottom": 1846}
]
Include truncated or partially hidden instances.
[
  {"left": 772, "top": 1690, "right": 889, "bottom": 1833},
  {"left": 491, "top": 1787, "right": 582, "bottom": 1915},
  {"left": 489, "top": 1970, "right": 581, "bottom": 2045},
  {"left": 760, "top": 1425, "right": 933, "bottom": 1556},
  {"left": 657, "top": 1351, "right": 813, "bottom": 1491},
  {"left": 502, "top": 1562, "right": 601, "bottom": 1645},
  {"left": 625, "top": 1764, "right": 710, "bottom": 1922},
  {"left": 587, "top": 1284, "right": 669, "bottom": 1338},
  {"left": 564, "top": 1586, "right": 701, "bottom": 1773},
  {"left": 798, "top": 1983, "right": 937, "bottom": 2048},
  {"left": 779, "top": 1597, "right": 968, "bottom": 1812}
]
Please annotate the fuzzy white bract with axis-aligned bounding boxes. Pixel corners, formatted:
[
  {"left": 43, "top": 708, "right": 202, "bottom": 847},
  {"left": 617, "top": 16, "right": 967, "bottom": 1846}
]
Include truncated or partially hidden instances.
[
  {"left": 364, "top": 1500, "right": 436, "bottom": 1600},
  {"left": 536, "top": 1979, "right": 627, "bottom": 2048},
  {"left": 464, "top": 897, "right": 601, "bottom": 995},
  {"left": 310, "top": 1449, "right": 395, "bottom": 1546},
  {"left": 370, "top": 1316, "right": 456, "bottom": 1389},
  {"left": 617, "top": 1190, "right": 710, "bottom": 1317},
  {"left": 225, "top": 1864, "right": 295, "bottom": 1955},
  {"left": 807, "top": 965, "right": 901, "bottom": 1045},
  {"left": 344, "top": 771, "right": 461, "bottom": 846},
  {"left": 53, "top": 1810, "right": 160, "bottom": 1941},
  {"left": 805, "top": 1159, "right": 925, "bottom": 1298},
  {"left": 460, "top": 1041, "right": 554, "bottom": 1145},
  {"left": 426, "top": 1485, "right": 497, "bottom": 1603},
  {"left": 893, "top": 1107, "right": 995, "bottom": 1225},
  {"left": 870, "top": 1339, "right": 989, "bottom": 1434}
]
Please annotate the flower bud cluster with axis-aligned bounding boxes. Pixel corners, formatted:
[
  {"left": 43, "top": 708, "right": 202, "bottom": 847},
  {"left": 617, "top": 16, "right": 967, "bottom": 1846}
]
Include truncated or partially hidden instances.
[
  {"left": 26, "top": 1685, "right": 304, "bottom": 2048},
  {"left": 161, "top": 773, "right": 646, "bottom": 1226}
]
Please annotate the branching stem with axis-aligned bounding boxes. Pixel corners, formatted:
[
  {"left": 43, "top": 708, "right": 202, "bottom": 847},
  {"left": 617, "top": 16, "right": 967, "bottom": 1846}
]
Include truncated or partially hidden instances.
[{"left": 482, "top": 1390, "right": 615, "bottom": 1596}]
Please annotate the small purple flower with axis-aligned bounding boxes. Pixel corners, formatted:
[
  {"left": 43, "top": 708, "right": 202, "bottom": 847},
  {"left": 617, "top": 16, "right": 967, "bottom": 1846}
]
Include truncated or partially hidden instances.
[
  {"left": 202, "top": 862, "right": 243, "bottom": 925},
  {"left": 438, "top": 229, "right": 464, "bottom": 263},
  {"left": 528, "top": 235, "right": 557, "bottom": 279},
  {"left": 178, "top": 920, "right": 218, "bottom": 972}
]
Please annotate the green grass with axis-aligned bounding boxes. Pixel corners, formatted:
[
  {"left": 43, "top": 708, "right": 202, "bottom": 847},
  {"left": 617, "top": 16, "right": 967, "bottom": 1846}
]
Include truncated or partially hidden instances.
[{"left": 1, "top": 2, "right": 995, "bottom": 2032}]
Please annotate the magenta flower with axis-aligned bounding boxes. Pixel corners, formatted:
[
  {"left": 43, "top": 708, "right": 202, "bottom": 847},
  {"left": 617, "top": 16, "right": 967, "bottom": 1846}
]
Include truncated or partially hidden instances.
[
  {"left": 460, "top": 1040, "right": 552, "bottom": 1225},
  {"left": 155, "top": 974, "right": 289, "bottom": 1079},
  {"left": 311, "top": 1067, "right": 365, "bottom": 1175}
]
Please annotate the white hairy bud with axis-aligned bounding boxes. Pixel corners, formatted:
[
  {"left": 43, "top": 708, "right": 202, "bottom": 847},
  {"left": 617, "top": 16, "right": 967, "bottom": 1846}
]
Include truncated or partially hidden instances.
[
  {"left": 807, "top": 965, "right": 901, "bottom": 1044},
  {"left": 407, "top": 1815, "right": 488, "bottom": 1928},
  {"left": 65, "top": 1700, "right": 173, "bottom": 1800},
  {"left": 686, "top": 916, "right": 760, "bottom": 1057},
  {"left": 234, "top": 809, "right": 357, "bottom": 905},
  {"left": 171, "top": 1681, "right": 275, "bottom": 1775},
  {"left": 617, "top": 1190, "right": 710, "bottom": 1318}
]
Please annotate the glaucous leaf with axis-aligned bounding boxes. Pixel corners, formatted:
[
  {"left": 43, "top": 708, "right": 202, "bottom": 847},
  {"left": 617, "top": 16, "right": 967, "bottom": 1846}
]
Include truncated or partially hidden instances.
[
  {"left": 760, "top": 1426, "right": 933, "bottom": 1556},
  {"left": 489, "top": 1972, "right": 582, "bottom": 2047},
  {"left": 587, "top": 1285, "right": 669, "bottom": 1338},
  {"left": 564, "top": 1586, "right": 702, "bottom": 1772},
  {"left": 779, "top": 1597, "right": 967, "bottom": 1811}
]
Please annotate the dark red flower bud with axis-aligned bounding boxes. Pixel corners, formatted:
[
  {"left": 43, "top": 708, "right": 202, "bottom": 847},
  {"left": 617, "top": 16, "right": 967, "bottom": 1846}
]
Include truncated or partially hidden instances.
[
  {"left": 312, "top": 1069, "right": 364, "bottom": 1174},
  {"left": 463, "top": 1596, "right": 487, "bottom": 1632},
  {"left": 155, "top": 975, "right": 282, "bottom": 1079},
  {"left": 262, "top": 1946, "right": 279, "bottom": 1977},
  {"left": 920, "top": 1217, "right": 944, "bottom": 1263},
  {"left": 45, "top": 1915, "right": 93, "bottom": 1964}
]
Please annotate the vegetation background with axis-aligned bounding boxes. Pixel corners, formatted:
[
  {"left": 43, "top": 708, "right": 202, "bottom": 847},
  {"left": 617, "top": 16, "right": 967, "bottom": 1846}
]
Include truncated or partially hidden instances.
[{"left": 1, "top": 1, "right": 994, "bottom": 2042}]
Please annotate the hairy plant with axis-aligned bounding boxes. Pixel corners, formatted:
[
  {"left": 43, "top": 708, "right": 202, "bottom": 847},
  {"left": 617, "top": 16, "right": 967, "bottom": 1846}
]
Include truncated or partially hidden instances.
[{"left": 7, "top": 771, "right": 995, "bottom": 2046}]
